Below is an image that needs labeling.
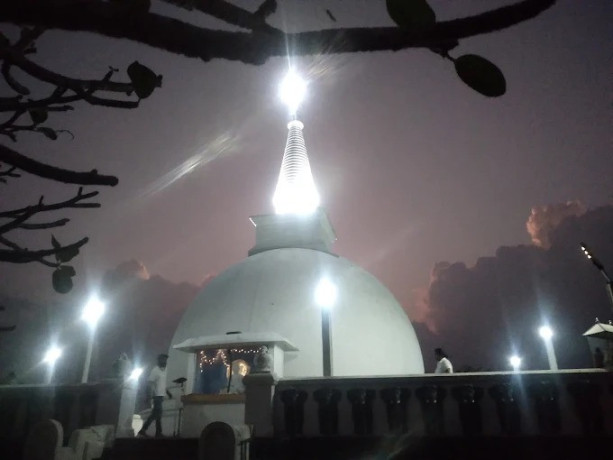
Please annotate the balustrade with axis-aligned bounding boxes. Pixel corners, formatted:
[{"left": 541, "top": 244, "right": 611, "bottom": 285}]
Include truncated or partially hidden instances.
[{"left": 268, "top": 370, "right": 613, "bottom": 438}]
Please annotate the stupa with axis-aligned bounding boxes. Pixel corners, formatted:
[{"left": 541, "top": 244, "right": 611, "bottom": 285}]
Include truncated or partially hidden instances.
[{"left": 166, "top": 70, "right": 423, "bottom": 394}]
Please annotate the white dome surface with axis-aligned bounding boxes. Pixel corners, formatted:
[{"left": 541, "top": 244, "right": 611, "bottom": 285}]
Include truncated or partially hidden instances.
[{"left": 168, "top": 248, "right": 424, "bottom": 382}]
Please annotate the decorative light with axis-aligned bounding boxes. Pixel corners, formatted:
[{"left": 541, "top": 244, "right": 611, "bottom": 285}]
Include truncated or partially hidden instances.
[
  {"left": 538, "top": 325, "right": 553, "bottom": 340},
  {"left": 197, "top": 347, "right": 262, "bottom": 370},
  {"left": 81, "top": 296, "right": 105, "bottom": 328},
  {"left": 43, "top": 346, "right": 62, "bottom": 365},
  {"left": 128, "top": 367, "right": 144, "bottom": 380},
  {"left": 315, "top": 278, "right": 338, "bottom": 309},
  {"left": 509, "top": 355, "right": 522, "bottom": 370},
  {"left": 279, "top": 69, "right": 307, "bottom": 116}
]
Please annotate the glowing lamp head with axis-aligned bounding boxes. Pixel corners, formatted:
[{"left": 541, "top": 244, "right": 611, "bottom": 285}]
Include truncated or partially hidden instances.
[
  {"left": 279, "top": 70, "right": 307, "bottom": 116},
  {"left": 43, "top": 346, "right": 62, "bottom": 365},
  {"left": 509, "top": 355, "right": 522, "bottom": 370},
  {"left": 129, "top": 367, "right": 144, "bottom": 381},
  {"left": 539, "top": 325, "right": 553, "bottom": 340},
  {"left": 82, "top": 296, "right": 105, "bottom": 328},
  {"left": 315, "top": 277, "right": 338, "bottom": 309}
]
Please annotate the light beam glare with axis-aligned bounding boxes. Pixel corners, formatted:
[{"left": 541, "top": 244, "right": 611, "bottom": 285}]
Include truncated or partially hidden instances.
[{"left": 138, "top": 133, "right": 236, "bottom": 199}]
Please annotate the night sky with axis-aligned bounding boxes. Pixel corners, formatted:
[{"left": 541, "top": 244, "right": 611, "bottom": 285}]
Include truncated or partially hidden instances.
[{"left": 1, "top": 1, "right": 612, "bottom": 378}]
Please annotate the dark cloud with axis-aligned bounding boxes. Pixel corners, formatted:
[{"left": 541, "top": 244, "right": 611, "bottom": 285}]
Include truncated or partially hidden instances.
[
  {"left": 0, "top": 263, "right": 200, "bottom": 383},
  {"left": 413, "top": 205, "right": 613, "bottom": 372},
  {"left": 96, "top": 264, "right": 200, "bottom": 375}
]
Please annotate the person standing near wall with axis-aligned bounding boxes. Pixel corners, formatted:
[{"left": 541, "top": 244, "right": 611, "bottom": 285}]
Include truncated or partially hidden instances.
[
  {"left": 434, "top": 348, "right": 453, "bottom": 374},
  {"left": 138, "top": 354, "right": 172, "bottom": 437}
]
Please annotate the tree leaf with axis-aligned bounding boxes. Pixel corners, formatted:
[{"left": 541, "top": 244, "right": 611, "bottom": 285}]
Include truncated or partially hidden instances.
[
  {"left": 51, "top": 235, "right": 61, "bottom": 250},
  {"left": 386, "top": 0, "right": 436, "bottom": 30},
  {"left": 454, "top": 54, "right": 506, "bottom": 97},
  {"left": 29, "top": 108, "right": 48, "bottom": 124},
  {"left": 56, "top": 245, "right": 79, "bottom": 263},
  {"left": 52, "top": 266, "right": 75, "bottom": 294},
  {"left": 37, "top": 127, "right": 58, "bottom": 140},
  {"left": 127, "top": 61, "right": 162, "bottom": 99}
]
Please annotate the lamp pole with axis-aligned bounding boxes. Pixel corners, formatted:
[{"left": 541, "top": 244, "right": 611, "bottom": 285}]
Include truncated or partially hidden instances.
[
  {"left": 580, "top": 242, "right": 613, "bottom": 313},
  {"left": 43, "top": 346, "right": 62, "bottom": 384},
  {"left": 321, "top": 307, "right": 332, "bottom": 377},
  {"left": 81, "top": 296, "right": 105, "bottom": 383},
  {"left": 315, "top": 277, "right": 337, "bottom": 377},
  {"left": 539, "top": 326, "right": 558, "bottom": 371}
]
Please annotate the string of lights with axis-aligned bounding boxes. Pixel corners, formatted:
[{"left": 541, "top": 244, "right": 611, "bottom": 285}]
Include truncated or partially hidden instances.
[{"left": 197, "top": 347, "right": 261, "bottom": 369}]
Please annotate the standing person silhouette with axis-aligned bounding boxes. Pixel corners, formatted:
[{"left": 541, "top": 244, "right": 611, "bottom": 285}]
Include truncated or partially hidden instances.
[
  {"left": 138, "top": 354, "right": 172, "bottom": 437},
  {"left": 434, "top": 348, "right": 453, "bottom": 374}
]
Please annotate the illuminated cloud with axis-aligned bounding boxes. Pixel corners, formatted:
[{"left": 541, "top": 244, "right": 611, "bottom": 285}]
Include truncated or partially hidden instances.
[{"left": 526, "top": 200, "right": 586, "bottom": 248}]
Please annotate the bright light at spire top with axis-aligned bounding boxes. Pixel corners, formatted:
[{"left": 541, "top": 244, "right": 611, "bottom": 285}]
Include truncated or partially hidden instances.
[{"left": 279, "top": 70, "right": 307, "bottom": 116}]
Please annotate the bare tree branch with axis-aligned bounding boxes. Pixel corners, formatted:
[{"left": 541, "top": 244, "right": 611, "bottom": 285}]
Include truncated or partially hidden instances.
[
  {"left": 0, "top": 236, "right": 88, "bottom": 263},
  {"left": 162, "top": 0, "right": 281, "bottom": 34},
  {"left": 0, "top": 144, "right": 118, "bottom": 186},
  {"left": 0, "top": 188, "right": 99, "bottom": 218},
  {"left": 19, "top": 218, "right": 70, "bottom": 230},
  {"left": 0, "top": 0, "right": 557, "bottom": 64}
]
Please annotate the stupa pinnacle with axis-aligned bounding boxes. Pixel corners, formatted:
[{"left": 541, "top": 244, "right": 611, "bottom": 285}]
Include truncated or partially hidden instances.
[{"left": 272, "top": 71, "right": 320, "bottom": 215}]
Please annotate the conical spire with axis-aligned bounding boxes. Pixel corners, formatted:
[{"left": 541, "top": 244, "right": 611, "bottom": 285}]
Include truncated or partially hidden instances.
[{"left": 272, "top": 119, "right": 320, "bottom": 215}]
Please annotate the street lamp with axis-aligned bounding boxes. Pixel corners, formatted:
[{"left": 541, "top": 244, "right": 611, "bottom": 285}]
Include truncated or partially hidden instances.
[
  {"left": 81, "top": 296, "right": 105, "bottom": 383},
  {"left": 43, "top": 345, "right": 62, "bottom": 383},
  {"left": 128, "top": 367, "right": 143, "bottom": 381},
  {"left": 509, "top": 355, "right": 522, "bottom": 371},
  {"left": 315, "top": 277, "right": 337, "bottom": 377},
  {"left": 538, "top": 325, "right": 558, "bottom": 371},
  {"left": 580, "top": 242, "right": 613, "bottom": 312}
]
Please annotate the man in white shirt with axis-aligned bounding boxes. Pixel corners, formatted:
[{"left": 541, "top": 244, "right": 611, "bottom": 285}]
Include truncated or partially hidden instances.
[
  {"left": 434, "top": 348, "right": 453, "bottom": 374},
  {"left": 138, "top": 354, "right": 171, "bottom": 437}
]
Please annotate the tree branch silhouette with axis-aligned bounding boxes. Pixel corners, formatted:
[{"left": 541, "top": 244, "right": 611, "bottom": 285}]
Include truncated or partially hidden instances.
[{"left": 1, "top": 0, "right": 556, "bottom": 63}]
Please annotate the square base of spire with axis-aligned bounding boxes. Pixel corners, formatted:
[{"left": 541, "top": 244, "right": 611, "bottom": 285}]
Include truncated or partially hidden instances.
[{"left": 248, "top": 208, "right": 337, "bottom": 256}]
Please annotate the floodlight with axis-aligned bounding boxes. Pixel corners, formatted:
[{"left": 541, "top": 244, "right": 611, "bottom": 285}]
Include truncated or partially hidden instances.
[
  {"left": 129, "top": 367, "right": 144, "bottom": 381},
  {"left": 43, "top": 346, "right": 62, "bottom": 365},
  {"left": 279, "top": 70, "right": 307, "bottom": 115},
  {"left": 509, "top": 355, "right": 522, "bottom": 370},
  {"left": 538, "top": 325, "right": 553, "bottom": 340},
  {"left": 82, "top": 296, "right": 105, "bottom": 328},
  {"left": 315, "top": 278, "right": 338, "bottom": 309}
]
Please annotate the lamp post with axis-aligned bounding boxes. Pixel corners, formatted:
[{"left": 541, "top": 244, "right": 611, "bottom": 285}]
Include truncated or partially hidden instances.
[
  {"left": 509, "top": 355, "right": 522, "bottom": 372},
  {"left": 315, "top": 277, "right": 337, "bottom": 377},
  {"left": 43, "top": 345, "right": 62, "bottom": 384},
  {"left": 580, "top": 242, "right": 613, "bottom": 312},
  {"left": 81, "top": 296, "right": 105, "bottom": 383},
  {"left": 538, "top": 325, "right": 558, "bottom": 371}
]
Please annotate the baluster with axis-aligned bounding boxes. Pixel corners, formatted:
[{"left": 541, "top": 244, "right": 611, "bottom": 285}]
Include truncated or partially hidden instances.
[
  {"left": 416, "top": 385, "right": 446, "bottom": 435},
  {"left": 279, "top": 388, "right": 308, "bottom": 436},
  {"left": 380, "top": 387, "right": 410, "bottom": 434},
  {"left": 313, "top": 388, "right": 341, "bottom": 436},
  {"left": 488, "top": 383, "right": 521, "bottom": 435},
  {"left": 451, "top": 384, "right": 483, "bottom": 436},
  {"left": 527, "top": 380, "right": 561, "bottom": 435},
  {"left": 567, "top": 380, "right": 603, "bottom": 435},
  {"left": 347, "top": 389, "right": 375, "bottom": 435}
]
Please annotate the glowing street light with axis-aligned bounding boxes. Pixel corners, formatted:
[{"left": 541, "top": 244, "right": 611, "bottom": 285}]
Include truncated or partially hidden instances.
[
  {"left": 81, "top": 296, "right": 105, "bottom": 383},
  {"left": 509, "top": 355, "right": 522, "bottom": 371},
  {"left": 538, "top": 325, "right": 558, "bottom": 371},
  {"left": 43, "top": 345, "right": 62, "bottom": 383},
  {"left": 279, "top": 69, "right": 307, "bottom": 117},
  {"left": 315, "top": 277, "right": 337, "bottom": 377},
  {"left": 538, "top": 326, "right": 553, "bottom": 341},
  {"left": 128, "top": 367, "right": 144, "bottom": 381}
]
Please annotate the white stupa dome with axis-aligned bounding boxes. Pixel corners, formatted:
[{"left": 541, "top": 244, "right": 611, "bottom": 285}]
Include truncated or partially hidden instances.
[{"left": 167, "top": 212, "right": 424, "bottom": 381}]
